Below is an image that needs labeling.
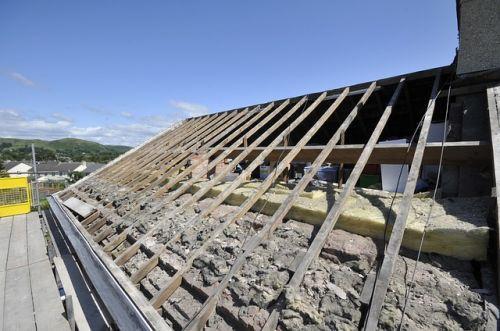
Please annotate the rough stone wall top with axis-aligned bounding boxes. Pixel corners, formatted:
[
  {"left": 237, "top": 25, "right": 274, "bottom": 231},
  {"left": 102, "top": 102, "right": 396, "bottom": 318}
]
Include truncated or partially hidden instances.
[{"left": 457, "top": 0, "right": 500, "bottom": 75}]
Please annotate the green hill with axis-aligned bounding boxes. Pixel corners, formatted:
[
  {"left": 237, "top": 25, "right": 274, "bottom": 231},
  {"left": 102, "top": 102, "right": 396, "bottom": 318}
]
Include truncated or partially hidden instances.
[{"left": 0, "top": 137, "right": 131, "bottom": 163}]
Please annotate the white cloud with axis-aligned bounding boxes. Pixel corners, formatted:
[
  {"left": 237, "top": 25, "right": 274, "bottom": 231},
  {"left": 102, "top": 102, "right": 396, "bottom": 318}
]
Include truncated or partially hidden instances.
[
  {"left": 0, "top": 109, "right": 174, "bottom": 147},
  {"left": 120, "top": 111, "right": 133, "bottom": 118},
  {"left": 52, "top": 112, "right": 73, "bottom": 122},
  {"left": 169, "top": 100, "right": 209, "bottom": 117},
  {"left": 8, "top": 72, "right": 36, "bottom": 87}
]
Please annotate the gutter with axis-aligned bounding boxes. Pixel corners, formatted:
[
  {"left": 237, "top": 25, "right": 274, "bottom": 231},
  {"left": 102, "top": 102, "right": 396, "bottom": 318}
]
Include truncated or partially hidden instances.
[{"left": 48, "top": 195, "right": 161, "bottom": 331}]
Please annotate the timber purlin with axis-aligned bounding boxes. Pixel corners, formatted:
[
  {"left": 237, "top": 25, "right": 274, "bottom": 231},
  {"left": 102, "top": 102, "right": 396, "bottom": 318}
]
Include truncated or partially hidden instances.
[{"left": 50, "top": 64, "right": 500, "bottom": 330}]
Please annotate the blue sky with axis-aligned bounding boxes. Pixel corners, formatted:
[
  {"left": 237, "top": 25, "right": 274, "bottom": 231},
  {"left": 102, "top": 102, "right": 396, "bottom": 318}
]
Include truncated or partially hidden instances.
[{"left": 0, "top": 1, "right": 458, "bottom": 146}]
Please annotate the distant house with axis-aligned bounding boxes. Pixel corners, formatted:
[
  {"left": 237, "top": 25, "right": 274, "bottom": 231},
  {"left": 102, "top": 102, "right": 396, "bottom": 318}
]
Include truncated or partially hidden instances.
[
  {"left": 2, "top": 160, "right": 105, "bottom": 181},
  {"left": 37, "top": 161, "right": 81, "bottom": 176},
  {"left": 3, "top": 161, "right": 32, "bottom": 177}
]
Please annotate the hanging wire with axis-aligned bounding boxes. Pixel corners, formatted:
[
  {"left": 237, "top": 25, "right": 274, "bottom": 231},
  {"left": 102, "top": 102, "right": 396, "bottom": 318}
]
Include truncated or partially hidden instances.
[
  {"left": 362, "top": 75, "right": 453, "bottom": 330},
  {"left": 397, "top": 83, "right": 452, "bottom": 330}
]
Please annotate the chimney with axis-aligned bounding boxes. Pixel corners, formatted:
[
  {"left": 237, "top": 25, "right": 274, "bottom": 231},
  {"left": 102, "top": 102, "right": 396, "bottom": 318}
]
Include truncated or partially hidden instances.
[{"left": 456, "top": 0, "right": 500, "bottom": 75}]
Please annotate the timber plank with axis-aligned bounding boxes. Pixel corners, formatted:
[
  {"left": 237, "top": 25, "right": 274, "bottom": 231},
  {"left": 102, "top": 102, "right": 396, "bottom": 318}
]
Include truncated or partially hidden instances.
[
  {"left": 6, "top": 214, "right": 28, "bottom": 270},
  {"left": 63, "top": 197, "right": 96, "bottom": 218},
  {"left": 53, "top": 257, "right": 91, "bottom": 331},
  {"left": 0, "top": 271, "right": 4, "bottom": 328},
  {"left": 3, "top": 265, "right": 36, "bottom": 331},
  {"left": 364, "top": 72, "right": 441, "bottom": 330},
  {"left": 30, "top": 260, "right": 69, "bottom": 331},
  {"left": 26, "top": 212, "right": 49, "bottom": 264},
  {"left": 486, "top": 84, "right": 500, "bottom": 300},
  {"left": 0, "top": 217, "right": 13, "bottom": 272},
  {"left": 219, "top": 140, "right": 490, "bottom": 165}
]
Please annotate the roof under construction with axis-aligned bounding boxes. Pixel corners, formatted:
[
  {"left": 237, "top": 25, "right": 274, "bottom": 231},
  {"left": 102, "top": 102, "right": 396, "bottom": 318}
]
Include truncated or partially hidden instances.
[{"left": 49, "top": 1, "right": 500, "bottom": 330}]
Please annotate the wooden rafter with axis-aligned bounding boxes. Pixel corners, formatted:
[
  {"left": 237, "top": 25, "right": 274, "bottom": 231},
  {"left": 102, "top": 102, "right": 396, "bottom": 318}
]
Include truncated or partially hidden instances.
[
  {"left": 363, "top": 72, "right": 441, "bottom": 330},
  {"left": 147, "top": 91, "right": 338, "bottom": 309},
  {"left": 100, "top": 98, "right": 303, "bottom": 252},
  {"left": 102, "top": 117, "right": 202, "bottom": 182},
  {"left": 128, "top": 107, "right": 254, "bottom": 191},
  {"left": 487, "top": 84, "right": 500, "bottom": 300},
  {"left": 93, "top": 120, "right": 187, "bottom": 180},
  {"left": 154, "top": 102, "right": 280, "bottom": 197},
  {"left": 259, "top": 78, "right": 405, "bottom": 330},
  {"left": 184, "top": 80, "right": 386, "bottom": 329},
  {"left": 123, "top": 110, "right": 241, "bottom": 187},
  {"left": 110, "top": 95, "right": 315, "bottom": 266},
  {"left": 202, "top": 86, "right": 356, "bottom": 219},
  {"left": 113, "top": 115, "right": 216, "bottom": 183},
  {"left": 160, "top": 98, "right": 295, "bottom": 204},
  {"left": 112, "top": 94, "right": 324, "bottom": 263},
  {"left": 182, "top": 93, "right": 326, "bottom": 211},
  {"left": 100, "top": 118, "right": 200, "bottom": 184},
  {"left": 124, "top": 102, "right": 279, "bottom": 215},
  {"left": 118, "top": 112, "right": 231, "bottom": 186}
]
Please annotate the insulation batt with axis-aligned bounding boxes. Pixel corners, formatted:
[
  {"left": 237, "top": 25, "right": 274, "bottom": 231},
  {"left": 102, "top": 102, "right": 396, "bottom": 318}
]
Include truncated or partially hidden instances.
[{"left": 178, "top": 180, "right": 489, "bottom": 261}]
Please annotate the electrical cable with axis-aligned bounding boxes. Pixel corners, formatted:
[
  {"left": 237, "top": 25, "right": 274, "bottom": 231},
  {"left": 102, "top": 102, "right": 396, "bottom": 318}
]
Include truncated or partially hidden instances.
[
  {"left": 397, "top": 83, "right": 452, "bottom": 330},
  {"left": 362, "top": 75, "right": 452, "bottom": 330}
]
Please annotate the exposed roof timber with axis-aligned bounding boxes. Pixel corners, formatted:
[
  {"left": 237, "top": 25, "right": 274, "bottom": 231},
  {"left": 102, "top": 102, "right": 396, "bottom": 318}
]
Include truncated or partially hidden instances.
[
  {"left": 486, "top": 84, "right": 500, "bottom": 300},
  {"left": 364, "top": 71, "right": 442, "bottom": 330},
  {"left": 186, "top": 79, "right": 404, "bottom": 330},
  {"left": 259, "top": 79, "right": 407, "bottom": 331},
  {"left": 150, "top": 85, "right": 374, "bottom": 311},
  {"left": 100, "top": 117, "right": 199, "bottom": 181},
  {"left": 218, "top": 141, "right": 489, "bottom": 165},
  {"left": 122, "top": 111, "right": 234, "bottom": 186},
  {"left": 155, "top": 102, "right": 283, "bottom": 196},
  {"left": 131, "top": 107, "right": 256, "bottom": 191},
  {"left": 108, "top": 95, "right": 327, "bottom": 272},
  {"left": 53, "top": 61, "right": 500, "bottom": 329},
  {"left": 95, "top": 103, "right": 283, "bottom": 253}
]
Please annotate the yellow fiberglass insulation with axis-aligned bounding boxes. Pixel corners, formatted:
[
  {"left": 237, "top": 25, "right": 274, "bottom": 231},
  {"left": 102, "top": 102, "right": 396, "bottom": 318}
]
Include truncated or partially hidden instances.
[{"left": 181, "top": 180, "right": 489, "bottom": 261}]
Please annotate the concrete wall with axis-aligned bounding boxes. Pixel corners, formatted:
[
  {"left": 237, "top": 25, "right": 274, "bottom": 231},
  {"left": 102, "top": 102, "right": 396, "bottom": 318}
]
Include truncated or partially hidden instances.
[{"left": 457, "top": 0, "right": 500, "bottom": 75}]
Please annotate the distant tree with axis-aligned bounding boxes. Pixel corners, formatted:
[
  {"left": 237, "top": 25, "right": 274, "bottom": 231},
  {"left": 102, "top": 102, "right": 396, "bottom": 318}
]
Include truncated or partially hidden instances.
[{"left": 0, "top": 162, "right": 8, "bottom": 178}]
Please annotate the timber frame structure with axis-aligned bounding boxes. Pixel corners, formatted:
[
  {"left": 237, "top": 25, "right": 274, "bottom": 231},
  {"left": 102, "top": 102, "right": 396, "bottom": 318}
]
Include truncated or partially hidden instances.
[{"left": 48, "top": 61, "right": 500, "bottom": 329}]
